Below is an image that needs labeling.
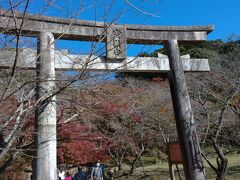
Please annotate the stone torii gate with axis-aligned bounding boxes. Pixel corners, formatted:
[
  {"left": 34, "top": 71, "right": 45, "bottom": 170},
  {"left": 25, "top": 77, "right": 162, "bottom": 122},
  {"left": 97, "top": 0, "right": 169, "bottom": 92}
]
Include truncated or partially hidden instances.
[{"left": 0, "top": 10, "right": 213, "bottom": 180}]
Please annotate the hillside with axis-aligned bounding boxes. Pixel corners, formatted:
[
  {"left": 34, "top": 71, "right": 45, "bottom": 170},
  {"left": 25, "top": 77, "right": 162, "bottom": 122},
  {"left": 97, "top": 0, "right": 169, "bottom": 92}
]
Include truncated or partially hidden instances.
[{"left": 0, "top": 38, "right": 239, "bottom": 179}]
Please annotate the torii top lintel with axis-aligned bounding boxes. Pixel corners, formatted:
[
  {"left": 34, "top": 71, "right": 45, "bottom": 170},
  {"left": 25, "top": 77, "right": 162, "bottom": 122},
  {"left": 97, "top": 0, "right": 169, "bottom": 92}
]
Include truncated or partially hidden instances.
[{"left": 0, "top": 9, "right": 214, "bottom": 44}]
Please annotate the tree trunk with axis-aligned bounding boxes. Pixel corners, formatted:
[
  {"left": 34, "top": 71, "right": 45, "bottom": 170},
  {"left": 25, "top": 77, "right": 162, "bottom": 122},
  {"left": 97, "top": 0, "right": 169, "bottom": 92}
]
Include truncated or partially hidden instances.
[
  {"left": 130, "top": 155, "right": 138, "bottom": 174},
  {"left": 216, "top": 157, "right": 228, "bottom": 180},
  {"left": 212, "top": 140, "right": 228, "bottom": 180},
  {"left": 117, "top": 162, "right": 122, "bottom": 171},
  {"left": 130, "top": 148, "right": 144, "bottom": 174}
]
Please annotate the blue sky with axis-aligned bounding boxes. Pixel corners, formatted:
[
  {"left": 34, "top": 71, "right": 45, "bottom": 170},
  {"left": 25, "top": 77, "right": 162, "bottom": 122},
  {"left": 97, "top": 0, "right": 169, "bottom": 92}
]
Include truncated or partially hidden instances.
[
  {"left": 157, "top": 0, "right": 240, "bottom": 41},
  {"left": 2, "top": 0, "right": 239, "bottom": 55},
  {"left": 26, "top": 0, "right": 240, "bottom": 40}
]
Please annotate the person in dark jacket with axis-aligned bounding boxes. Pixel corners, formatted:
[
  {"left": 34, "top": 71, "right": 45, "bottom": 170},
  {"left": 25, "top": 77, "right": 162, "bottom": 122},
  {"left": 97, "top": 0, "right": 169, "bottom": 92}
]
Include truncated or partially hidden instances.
[
  {"left": 73, "top": 166, "right": 87, "bottom": 180},
  {"left": 91, "top": 160, "right": 104, "bottom": 180},
  {"left": 100, "top": 163, "right": 108, "bottom": 180}
]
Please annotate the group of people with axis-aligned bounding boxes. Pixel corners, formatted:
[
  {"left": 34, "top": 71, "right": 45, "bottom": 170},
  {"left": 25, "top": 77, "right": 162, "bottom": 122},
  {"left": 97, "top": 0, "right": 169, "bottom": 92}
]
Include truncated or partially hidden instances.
[
  {"left": 58, "top": 160, "right": 113, "bottom": 180},
  {"left": 58, "top": 167, "right": 86, "bottom": 180}
]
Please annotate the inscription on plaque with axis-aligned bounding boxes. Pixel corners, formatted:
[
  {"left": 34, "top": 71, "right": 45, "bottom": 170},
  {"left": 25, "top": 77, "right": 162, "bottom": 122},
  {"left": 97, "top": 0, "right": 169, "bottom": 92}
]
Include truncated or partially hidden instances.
[
  {"left": 106, "top": 25, "right": 126, "bottom": 60},
  {"left": 112, "top": 29, "right": 121, "bottom": 56},
  {"left": 167, "top": 141, "right": 183, "bottom": 164}
]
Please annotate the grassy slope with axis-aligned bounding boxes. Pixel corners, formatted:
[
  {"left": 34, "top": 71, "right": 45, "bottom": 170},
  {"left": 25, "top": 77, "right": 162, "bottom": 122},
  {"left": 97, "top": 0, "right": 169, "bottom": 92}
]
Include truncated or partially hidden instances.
[{"left": 116, "top": 154, "right": 240, "bottom": 180}]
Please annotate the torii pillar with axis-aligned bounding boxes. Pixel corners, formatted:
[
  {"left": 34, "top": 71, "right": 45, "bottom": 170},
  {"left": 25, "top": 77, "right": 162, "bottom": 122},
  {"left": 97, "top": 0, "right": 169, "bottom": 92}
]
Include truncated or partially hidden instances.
[
  {"left": 165, "top": 39, "right": 205, "bottom": 180},
  {"left": 33, "top": 32, "right": 57, "bottom": 180}
]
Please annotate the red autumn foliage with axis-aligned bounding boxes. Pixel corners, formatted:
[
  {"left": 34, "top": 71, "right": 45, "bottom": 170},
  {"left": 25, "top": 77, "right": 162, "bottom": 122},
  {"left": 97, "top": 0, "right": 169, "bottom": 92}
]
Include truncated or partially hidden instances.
[
  {"left": 0, "top": 96, "right": 18, "bottom": 129},
  {"left": 131, "top": 114, "right": 141, "bottom": 122},
  {"left": 0, "top": 95, "right": 35, "bottom": 146},
  {"left": 97, "top": 100, "right": 142, "bottom": 123},
  {"left": 57, "top": 123, "right": 110, "bottom": 165},
  {"left": 0, "top": 96, "right": 18, "bottom": 116},
  {"left": 98, "top": 101, "right": 129, "bottom": 117}
]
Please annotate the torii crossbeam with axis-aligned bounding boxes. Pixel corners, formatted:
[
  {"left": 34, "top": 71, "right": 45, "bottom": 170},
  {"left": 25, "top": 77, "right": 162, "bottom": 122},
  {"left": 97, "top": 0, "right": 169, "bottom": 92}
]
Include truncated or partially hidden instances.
[
  {"left": 0, "top": 9, "right": 213, "bottom": 180},
  {"left": 0, "top": 48, "right": 210, "bottom": 72}
]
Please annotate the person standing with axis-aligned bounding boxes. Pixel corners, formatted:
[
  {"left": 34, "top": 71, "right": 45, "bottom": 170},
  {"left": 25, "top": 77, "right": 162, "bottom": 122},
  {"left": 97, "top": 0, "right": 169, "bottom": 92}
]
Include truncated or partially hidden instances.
[
  {"left": 100, "top": 163, "right": 107, "bottom": 180},
  {"left": 108, "top": 168, "right": 114, "bottom": 180},
  {"left": 73, "top": 166, "right": 87, "bottom": 180},
  {"left": 64, "top": 172, "right": 72, "bottom": 180},
  {"left": 58, "top": 169, "right": 65, "bottom": 180},
  {"left": 91, "top": 160, "right": 103, "bottom": 180}
]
